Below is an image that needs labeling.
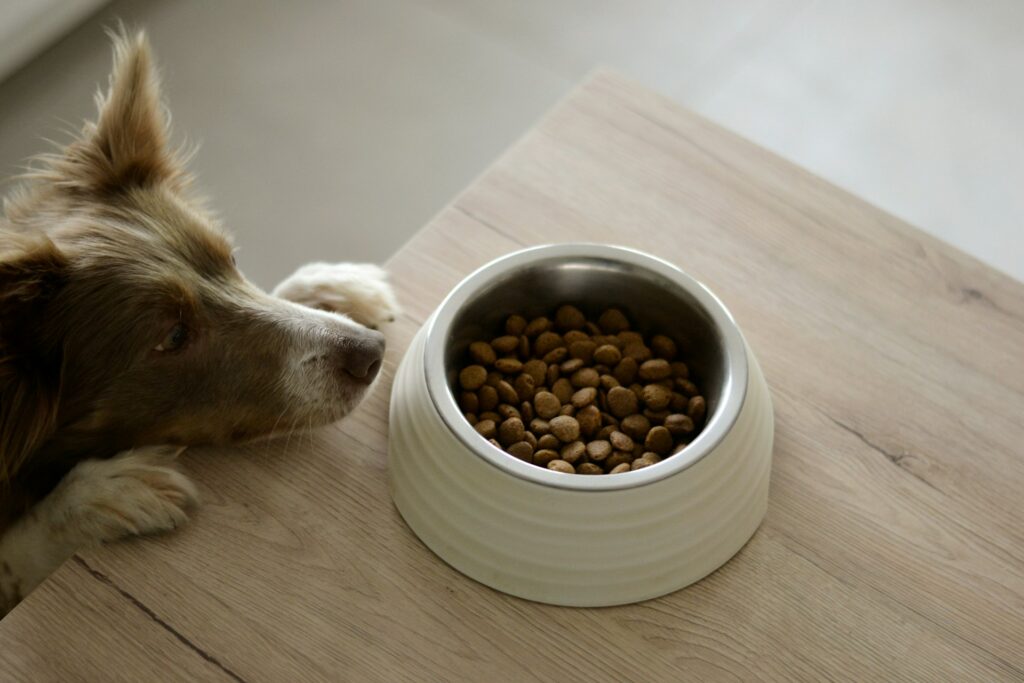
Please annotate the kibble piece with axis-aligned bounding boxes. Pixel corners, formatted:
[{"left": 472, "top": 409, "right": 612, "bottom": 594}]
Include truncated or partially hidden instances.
[
  {"left": 495, "top": 357, "right": 523, "bottom": 374},
  {"left": 505, "top": 314, "right": 527, "bottom": 336},
  {"left": 571, "top": 387, "right": 598, "bottom": 409},
  {"left": 478, "top": 385, "right": 498, "bottom": 411},
  {"left": 561, "top": 330, "right": 586, "bottom": 345},
  {"left": 642, "top": 383, "right": 672, "bottom": 410},
  {"left": 618, "top": 330, "right": 643, "bottom": 345},
  {"left": 555, "top": 304, "right": 586, "bottom": 331},
  {"left": 609, "top": 463, "right": 632, "bottom": 474},
  {"left": 485, "top": 371, "right": 502, "bottom": 388},
  {"left": 545, "top": 364, "right": 560, "bottom": 386},
  {"left": 664, "top": 413, "right": 695, "bottom": 436},
  {"left": 523, "top": 359, "right": 547, "bottom": 385},
  {"left": 460, "top": 391, "right": 479, "bottom": 413},
  {"left": 551, "top": 378, "right": 574, "bottom": 404},
  {"left": 548, "top": 459, "right": 575, "bottom": 474},
  {"left": 609, "top": 430, "right": 634, "bottom": 452},
  {"left": 644, "top": 426, "right": 673, "bottom": 455},
  {"left": 560, "top": 358, "right": 585, "bottom": 374},
  {"left": 534, "top": 331, "right": 564, "bottom": 357},
  {"left": 593, "top": 344, "right": 622, "bottom": 366},
  {"left": 514, "top": 374, "right": 535, "bottom": 401},
  {"left": 534, "top": 391, "right": 562, "bottom": 419},
  {"left": 688, "top": 395, "right": 707, "bottom": 422},
  {"left": 559, "top": 404, "right": 575, "bottom": 417},
  {"left": 479, "top": 411, "right": 501, "bottom": 423},
  {"left": 676, "top": 378, "right": 699, "bottom": 396},
  {"left": 497, "top": 404, "right": 521, "bottom": 421},
  {"left": 488, "top": 438, "right": 501, "bottom": 449},
  {"left": 459, "top": 365, "right": 487, "bottom": 390},
  {"left": 670, "top": 392, "right": 688, "bottom": 412},
  {"left": 577, "top": 462, "right": 604, "bottom": 475},
  {"left": 520, "top": 401, "right": 535, "bottom": 422},
  {"left": 549, "top": 415, "right": 580, "bottom": 443},
  {"left": 643, "top": 408, "right": 670, "bottom": 423},
  {"left": 623, "top": 342, "right": 652, "bottom": 363},
  {"left": 577, "top": 404, "right": 601, "bottom": 436},
  {"left": 670, "top": 361, "right": 689, "bottom": 379},
  {"left": 491, "top": 335, "right": 519, "bottom": 354},
  {"left": 469, "top": 341, "right": 497, "bottom": 366},
  {"left": 474, "top": 419, "right": 497, "bottom": 439},
  {"left": 599, "top": 374, "right": 620, "bottom": 391},
  {"left": 604, "top": 450, "right": 632, "bottom": 469},
  {"left": 613, "top": 357, "right": 638, "bottom": 385},
  {"left": 523, "top": 431, "right": 538, "bottom": 449},
  {"left": 464, "top": 412, "right": 477, "bottom": 425},
  {"left": 586, "top": 440, "right": 613, "bottom": 462},
  {"left": 596, "top": 425, "right": 617, "bottom": 440},
  {"left": 585, "top": 321, "right": 602, "bottom": 336},
  {"left": 534, "top": 449, "right": 559, "bottom": 466},
  {"left": 497, "top": 380, "right": 519, "bottom": 405},
  {"left": 498, "top": 417, "right": 525, "bottom": 446},
  {"left": 519, "top": 335, "right": 530, "bottom": 358},
  {"left": 631, "top": 456, "right": 656, "bottom": 471},
  {"left": 598, "top": 308, "right": 630, "bottom": 334},
  {"left": 537, "top": 434, "right": 560, "bottom": 451},
  {"left": 620, "top": 414, "right": 651, "bottom": 441},
  {"left": 569, "top": 340, "right": 597, "bottom": 363},
  {"left": 571, "top": 367, "right": 600, "bottom": 389},
  {"left": 651, "top": 335, "right": 677, "bottom": 360},
  {"left": 507, "top": 440, "right": 534, "bottom": 462},
  {"left": 638, "top": 359, "right": 672, "bottom": 381},
  {"left": 524, "top": 317, "right": 550, "bottom": 337},
  {"left": 560, "top": 440, "right": 586, "bottom": 464},
  {"left": 607, "top": 386, "right": 639, "bottom": 418}
]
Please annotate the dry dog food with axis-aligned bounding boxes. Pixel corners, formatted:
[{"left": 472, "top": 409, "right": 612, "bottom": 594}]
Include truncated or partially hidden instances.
[{"left": 458, "top": 305, "right": 707, "bottom": 474}]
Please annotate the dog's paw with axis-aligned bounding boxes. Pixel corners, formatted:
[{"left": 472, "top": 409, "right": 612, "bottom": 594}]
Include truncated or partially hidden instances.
[
  {"left": 272, "top": 262, "right": 401, "bottom": 329},
  {"left": 47, "top": 446, "right": 198, "bottom": 545}
]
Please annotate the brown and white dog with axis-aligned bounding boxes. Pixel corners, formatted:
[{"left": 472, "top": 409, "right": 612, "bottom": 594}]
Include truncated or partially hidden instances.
[{"left": 0, "top": 30, "right": 399, "bottom": 615}]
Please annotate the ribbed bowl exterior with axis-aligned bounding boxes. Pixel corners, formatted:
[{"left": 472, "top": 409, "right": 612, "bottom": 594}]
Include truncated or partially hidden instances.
[{"left": 388, "top": 323, "right": 774, "bottom": 607}]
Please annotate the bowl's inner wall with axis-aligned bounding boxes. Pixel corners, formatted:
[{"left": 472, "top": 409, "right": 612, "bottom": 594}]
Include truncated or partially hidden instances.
[{"left": 443, "top": 256, "right": 729, "bottom": 433}]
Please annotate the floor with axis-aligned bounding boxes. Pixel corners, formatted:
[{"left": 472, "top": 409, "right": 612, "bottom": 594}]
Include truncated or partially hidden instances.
[{"left": 0, "top": 0, "right": 1020, "bottom": 289}]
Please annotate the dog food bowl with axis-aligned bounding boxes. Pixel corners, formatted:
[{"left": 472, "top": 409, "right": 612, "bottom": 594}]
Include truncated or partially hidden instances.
[{"left": 387, "top": 244, "right": 773, "bottom": 606}]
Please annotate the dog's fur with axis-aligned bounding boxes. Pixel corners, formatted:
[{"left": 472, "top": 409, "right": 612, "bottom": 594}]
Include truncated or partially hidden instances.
[{"left": 0, "top": 30, "right": 399, "bottom": 615}]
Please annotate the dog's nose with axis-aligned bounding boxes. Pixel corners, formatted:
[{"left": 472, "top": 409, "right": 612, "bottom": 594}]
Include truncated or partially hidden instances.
[{"left": 336, "top": 330, "right": 385, "bottom": 382}]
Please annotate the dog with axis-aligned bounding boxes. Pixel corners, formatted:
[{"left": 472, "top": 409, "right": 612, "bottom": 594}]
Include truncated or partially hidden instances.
[{"left": 0, "top": 29, "right": 399, "bottom": 615}]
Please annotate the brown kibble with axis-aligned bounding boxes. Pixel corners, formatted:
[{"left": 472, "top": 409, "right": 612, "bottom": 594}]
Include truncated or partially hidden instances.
[
  {"left": 469, "top": 341, "right": 496, "bottom": 365},
  {"left": 670, "top": 392, "right": 688, "bottom": 412},
  {"left": 643, "top": 408, "right": 670, "bottom": 423},
  {"left": 534, "top": 331, "right": 564, "bottom": 357},
  {"left": 631, "top": 455, "right": 658, "bottom": 471},
  {"left": 547, "top": 459, "right": 575, "bottom": 474},
  {"left": 617, "top": 331, "right": 643, "bottom": 345},
  {"left": 523, "top": 431, "right": 538, "bottom": 449},
  {"left": 542, "top": 347, "right": 568, "bottom": 364},
  {"left": 520, "top": 401, "right": 535, "bottom": 422},
  {"left": 523, "top": 359, "right": 547, "bottom": 385},
  {"left": 534, "top": 449, "right": 558, "bottom": 466},
  {"left": 549, "top": 415, "right": 581, "bottom": 442},
  {"left": 609, "top": 430, "right": 634, "bottom": 452},
  {"left": 620, "top": 414, "right": 651, "bottom": 441},
  {"left": 596, "top": 424, "right": 617, "bottom": 440},
  {"left": 537, "top": 434, "right": 560, "bottom": 451},
  {"left": 577, "top": 404, "right": 601, "bottom": 436},
  {"left": 496, "top": 380, "right": 519, "bottom": 404},
  {"left": 586, "top": 440, "right": 613, "bottom": 462},
  {"left": 459, "top": 365, "right": 487, "bottom": 390},
  {"left": 664, "top": 413, "right": 695, "bottom": 436},
  {"left": 524, "top": 317, "right": 550, "bottom": 337},
  {"left": 464, "top": 412, "right": 477, "bottom": 425},
  {"left": 459, "top": 391, "right": 479, "bottom": 413},
  {"left": 507, "top": 441, "right": 534, "bottom": 462},
  {"left": 530, "top": 418, "right": 551, "bottom": 435},
  {"left": 514, "top": 374, "right": 535, "bottom": 401},
  {"left": 505, "top": 314, "right": 527, "bottom": 336},
  {"left": 519, "top": 335, "right": 530, "bottom": 358},
  {"left": 474, "top": 419, "right": 497, "bottom": 439},
  {"left": 613, "top": 357, "right": 638, "bottom": 385},
  {"left": 623, "top": 342, "right": 652, "bottom": 363},
  {"left": 676, "top": 378, "right": 699, "bottom": 396},
  {"left": 605, "top": 451, "right": 632, "bottom": 469},
  {"left": 607, "top": 386, "right": 639, "bottom": 418},
  {"left": 670, "top": 361, "right": 689, "bottom": 379},
  {"left": 688, "top": 395, "right": 707, "bottom": 422},
  {"left": 497, "top": 404, "right": 521, "bottom": 421},
  {"left": 491, "top": 335, "right": 519, "bottom": 354},
  {"left": 569, "top": 340, "right": 597, "bottom": 363},
  {"left": 488, "top": 438, "right": 501, "bottom": 449},
  {"left": 577, "top": 462, "right": 603, "bottom": 475},
  {"left": 555, "top": 304, "right": 586, "bottom": 331},
  {"left": 560, "top": 440, "right": 585, "bottom": 464},
  {"left": 498, "top": 417, "right": 525, "bottom": 446},
  {"left": 560, "top": 358, "right": 584, "bottom": 374},
  {"left": 545, "top": 363, "right": 560, "bottom": 386},
  {"left": 485, "top": 371, "right": 502, "bottom": 387},
  {"left": 598, "top": 308, "right": 630, "bottom": 333},
  {"left": 638, "top": 359, "right": 672, "bottom": 381},
  {"left": 551, "top": 378, "right": 574, "bottom": 404},
  {"left": 571, "top": 367, "right": 600, "bottom": 389},
  {"left": 593, "top": 344, "right": 622, "bottom": 366},
  {"left": 642, "top": 383, "right": 672, "bottom": 410},
  {"left": 563, "top": 330, "right": 589, "bottom": 345},
  {"left": 534, "top": 391, "right": 561, "bottom": 419},
  {"left": 559, "top": 404, "right": 575, "bottom": 417},
  {"left": 599, "top": 374, "right": 620, "bottom": 391},
  {"left": 495, "top": 357, "right": 523, "bottom": 374},
  {"left": 571, "top": 387, "right": 598, "bottom": 409},
  {"left": 609, "top": 463, "right": 632, "bottom": 474},
  {"left": 644, "top": 426, "right": 673, "bottom": 454},
  {"left": 478, "top": 385, "right": 498, "bottom": 411},
  {"left": 651, "top": 335, "right": 677, "bottom": 360},
  {"left": 479, "top": 411, "right": 501, "bottom": 423}
]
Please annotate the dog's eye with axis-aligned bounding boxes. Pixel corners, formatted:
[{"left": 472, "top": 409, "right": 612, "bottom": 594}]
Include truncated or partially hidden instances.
[{"left": 155, "top": 323, "right": 189, "bottom": 352}]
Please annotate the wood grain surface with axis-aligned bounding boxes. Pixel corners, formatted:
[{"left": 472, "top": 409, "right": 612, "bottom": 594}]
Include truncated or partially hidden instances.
[{"left": 1, "top": 71, "right": 1022, "bottom": 682}]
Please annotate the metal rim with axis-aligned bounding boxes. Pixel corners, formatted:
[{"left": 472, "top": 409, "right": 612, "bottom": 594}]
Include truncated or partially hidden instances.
[{"left": 423, "top": 244, "right": 749, "bottom": 492}]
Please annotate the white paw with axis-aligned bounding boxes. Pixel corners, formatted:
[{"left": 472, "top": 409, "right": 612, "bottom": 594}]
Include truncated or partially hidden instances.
[
  {"left": 47, "top": 446, "right": 198, "bottom": 545},
  {"left": 272, "top": 262, "right": 401, "bottom": 329}
]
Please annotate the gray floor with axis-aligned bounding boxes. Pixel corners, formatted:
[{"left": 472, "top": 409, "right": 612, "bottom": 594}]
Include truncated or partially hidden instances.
[{"left": 1, "top": 0, "right": 1020, "bottom": 289}]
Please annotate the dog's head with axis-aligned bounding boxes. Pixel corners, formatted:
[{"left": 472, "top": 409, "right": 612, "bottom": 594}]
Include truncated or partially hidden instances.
[{"left": 0, "top": 31, "right": 384, "bottom": 487}]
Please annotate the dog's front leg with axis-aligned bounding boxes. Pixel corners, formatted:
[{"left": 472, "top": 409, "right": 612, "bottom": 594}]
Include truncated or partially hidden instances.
[
  {"left": 0, "top": 446, "right": 196, "bottom": 615},
  {"left": 272, "top": 262, "right": 401, "bottom": 330}
]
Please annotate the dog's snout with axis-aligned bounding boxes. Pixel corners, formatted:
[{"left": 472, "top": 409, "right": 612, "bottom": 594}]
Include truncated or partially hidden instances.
[{"left": 335, "top": 330, "right": 385, "bottom": 382}]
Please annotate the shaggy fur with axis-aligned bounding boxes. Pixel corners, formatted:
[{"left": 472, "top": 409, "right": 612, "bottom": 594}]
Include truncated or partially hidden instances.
[{"left": 0, "top": 29, "right": 399, "bottom": 615}]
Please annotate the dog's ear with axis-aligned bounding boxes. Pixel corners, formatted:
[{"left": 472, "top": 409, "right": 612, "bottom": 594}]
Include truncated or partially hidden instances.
[
  {"left": 0, "top": 235, "right": 68, "bottom": 490},
  {"left": 45, "top": 28, "right": 188, "bottom": 194}
]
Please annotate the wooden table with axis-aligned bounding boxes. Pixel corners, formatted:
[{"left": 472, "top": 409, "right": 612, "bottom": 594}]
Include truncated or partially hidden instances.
[{"left": 2, "top": 72, "right": 1022, "bottom": 682}]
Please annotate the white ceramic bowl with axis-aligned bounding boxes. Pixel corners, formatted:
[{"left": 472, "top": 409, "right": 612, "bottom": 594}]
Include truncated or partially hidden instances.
[{"left": 388, "top": 244, "right": 773, "bottom": 606}]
